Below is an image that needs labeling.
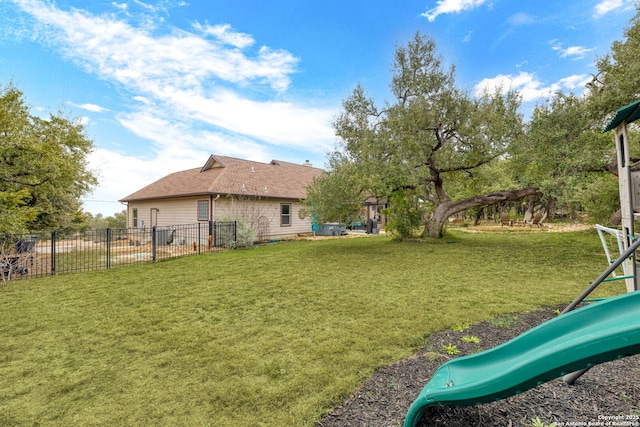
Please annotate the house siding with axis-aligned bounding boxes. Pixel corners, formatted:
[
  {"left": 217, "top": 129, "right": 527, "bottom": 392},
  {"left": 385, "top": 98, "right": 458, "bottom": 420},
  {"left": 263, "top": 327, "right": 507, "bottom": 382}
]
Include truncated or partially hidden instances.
[
  {"left": 127, "top": 196, "right": 312, "bottom": 239},
  {"left": 214, "top": 197, "right": 312, "bottom": 239},
  {"left": 127, "top": 196, "right": 207, "bottom": 229}
]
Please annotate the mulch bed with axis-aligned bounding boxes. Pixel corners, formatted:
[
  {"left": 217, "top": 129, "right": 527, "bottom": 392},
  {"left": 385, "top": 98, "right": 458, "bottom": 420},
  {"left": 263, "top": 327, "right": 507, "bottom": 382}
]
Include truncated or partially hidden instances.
[{"left": 317, "top": 305, "right": 640, "bottom": 427}]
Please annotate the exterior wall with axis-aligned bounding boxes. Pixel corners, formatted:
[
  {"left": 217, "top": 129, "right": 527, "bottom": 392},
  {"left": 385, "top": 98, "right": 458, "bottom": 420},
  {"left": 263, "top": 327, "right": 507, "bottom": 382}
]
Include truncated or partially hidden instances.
[
  {"left": 125, "top": 195, "right": 313, "bottom": 239},
  {"left": 126, "top": 196, "right": 208, "bottom": 229},
  {"left": 214, "top": 196, "right": 312, "bottom": 239}
]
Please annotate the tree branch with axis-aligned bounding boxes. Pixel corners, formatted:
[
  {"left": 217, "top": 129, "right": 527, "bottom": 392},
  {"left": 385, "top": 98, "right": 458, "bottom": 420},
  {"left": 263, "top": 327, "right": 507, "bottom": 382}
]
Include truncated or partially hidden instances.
[
  {"left": 0, "top": 176, "right": 49, "bottom": 187},
  {"left": 444, "top": 186, "right": 542, "bottom": 217},
  {"left": 440, "top": 153, "right": 501, "bottom": 174}
]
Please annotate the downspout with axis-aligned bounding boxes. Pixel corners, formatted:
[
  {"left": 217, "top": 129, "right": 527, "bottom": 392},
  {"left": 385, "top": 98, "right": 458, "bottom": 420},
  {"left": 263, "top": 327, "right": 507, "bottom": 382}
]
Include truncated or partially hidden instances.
[
  {"left": 210, "top": 194, "right": 220, "bottom": 221},
  {"left": 210, "top": 194, "right": 220, "bottom": 249}
]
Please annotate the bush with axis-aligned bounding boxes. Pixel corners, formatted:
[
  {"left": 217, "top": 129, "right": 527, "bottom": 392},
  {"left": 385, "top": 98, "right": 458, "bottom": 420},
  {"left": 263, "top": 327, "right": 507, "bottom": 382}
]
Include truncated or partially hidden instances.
[
  {"left": 219, "top": 215, "right": 256, "bottom": 249},
  {"left": 383, "top": 190, "right": 424, "bottom": 239}
]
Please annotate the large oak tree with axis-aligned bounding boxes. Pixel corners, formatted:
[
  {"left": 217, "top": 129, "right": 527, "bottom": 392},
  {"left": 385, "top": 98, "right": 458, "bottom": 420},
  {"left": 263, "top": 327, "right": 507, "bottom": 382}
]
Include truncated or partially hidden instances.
[{"left": 318, "top": 32, "right": 540, "bottom": 238}]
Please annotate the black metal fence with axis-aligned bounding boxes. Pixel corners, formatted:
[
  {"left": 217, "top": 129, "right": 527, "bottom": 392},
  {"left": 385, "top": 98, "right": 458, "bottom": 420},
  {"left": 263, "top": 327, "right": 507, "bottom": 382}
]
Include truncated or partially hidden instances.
[{"left": 1, "top": 221, "right": 236, "bottom": 281}]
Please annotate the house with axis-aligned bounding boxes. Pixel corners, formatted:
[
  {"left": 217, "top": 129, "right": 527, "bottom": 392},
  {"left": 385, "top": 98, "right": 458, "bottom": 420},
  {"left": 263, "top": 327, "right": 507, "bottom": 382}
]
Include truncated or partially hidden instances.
[{"left": 119, "top": 155, "right": 324, "bottom": 241}]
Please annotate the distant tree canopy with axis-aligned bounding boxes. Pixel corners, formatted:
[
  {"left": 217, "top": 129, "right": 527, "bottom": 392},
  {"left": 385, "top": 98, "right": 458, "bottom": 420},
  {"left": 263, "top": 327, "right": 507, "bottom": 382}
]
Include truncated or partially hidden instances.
[
  {"left": 0, "top": 83, "right": 98, "bottom": 233},
  {"left": 589, "top": 7, "right": 640, "bottom": 121},
  {"left": 82, "top": 211, "right": 127, "bottom": 231},
  {"left": 517, "top": 5, "right": 640, "bottom": 224}
]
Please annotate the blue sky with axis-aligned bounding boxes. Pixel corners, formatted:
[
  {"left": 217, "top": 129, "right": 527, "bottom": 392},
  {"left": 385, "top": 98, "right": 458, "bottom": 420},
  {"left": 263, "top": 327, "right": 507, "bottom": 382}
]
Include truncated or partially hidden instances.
[{"left": 0, "top": 0, "right": 636, "bottom": 216}]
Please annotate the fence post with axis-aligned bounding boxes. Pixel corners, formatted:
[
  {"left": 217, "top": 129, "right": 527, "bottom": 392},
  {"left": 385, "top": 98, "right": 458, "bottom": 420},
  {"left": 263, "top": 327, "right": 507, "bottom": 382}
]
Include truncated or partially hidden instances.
[
  {"left": 152, "top": 226, "right": 157, "bottom": 262},
  {"left": 106, "top": 228, "right": 112, "bottom": 269},
  {"left": 51, "top": 230, "right": 56, "bottom": 276},
  {"left": 213, "top": 221, "right": 217, "bottom": 249},
  {"left": 234, "top": 221, "right": 237, "bottom": 243}
]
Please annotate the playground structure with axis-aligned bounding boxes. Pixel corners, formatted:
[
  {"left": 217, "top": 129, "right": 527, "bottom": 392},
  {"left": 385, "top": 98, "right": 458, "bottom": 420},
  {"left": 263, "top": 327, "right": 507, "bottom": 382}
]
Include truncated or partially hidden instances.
[{"left": 404, "top": 100, "right": 640, "bottom": 427}]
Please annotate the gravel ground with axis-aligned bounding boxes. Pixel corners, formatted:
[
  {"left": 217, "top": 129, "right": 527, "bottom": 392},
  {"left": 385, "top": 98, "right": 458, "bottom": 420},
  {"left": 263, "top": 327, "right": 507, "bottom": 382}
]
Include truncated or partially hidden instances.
[{"left": 318, "top": 305, "right": 640, "bottom": 427}]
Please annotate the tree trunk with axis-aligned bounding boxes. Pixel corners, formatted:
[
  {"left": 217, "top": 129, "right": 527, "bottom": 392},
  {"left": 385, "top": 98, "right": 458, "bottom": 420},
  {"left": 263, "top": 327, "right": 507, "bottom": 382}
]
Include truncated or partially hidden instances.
[
  {"left": 421, "top": 186, "right": 542, "bottom": 238},
  {"left": 422, "top": 203, "right": 451, "bottom": 238},
  {"left": 474, "top": 207, "right": 484, "bottom": 226},
  {"left": 609, "top": 208, "right": 622, "bottom": 226}
]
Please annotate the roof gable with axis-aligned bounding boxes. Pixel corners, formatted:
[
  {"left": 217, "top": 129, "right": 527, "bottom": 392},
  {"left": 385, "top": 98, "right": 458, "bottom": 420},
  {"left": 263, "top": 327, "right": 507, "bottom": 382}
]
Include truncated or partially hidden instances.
[{"left": 201, "top": 155, "right": 226, "bottom": 172}]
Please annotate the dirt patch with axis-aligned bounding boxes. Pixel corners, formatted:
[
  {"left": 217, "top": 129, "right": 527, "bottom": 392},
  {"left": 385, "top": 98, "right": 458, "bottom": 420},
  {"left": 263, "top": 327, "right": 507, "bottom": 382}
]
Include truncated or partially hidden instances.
[
  {"left": 317, "top": 305, "right": 640, "bottom": 427},
  {"left": 461, "top": 223, "right": 593, "bottom": 233}
]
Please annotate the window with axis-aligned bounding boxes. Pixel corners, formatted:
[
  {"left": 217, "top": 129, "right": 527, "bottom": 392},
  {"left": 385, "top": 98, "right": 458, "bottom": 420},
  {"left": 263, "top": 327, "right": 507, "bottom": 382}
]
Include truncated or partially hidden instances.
[
  {"left": 132, "top": 208, "right": 138, "bottom": 228},
  {"left": 280, "top": 203, "right": 291, "bottom": 226},
  {"left": 197, "top": 200, "right": 209, "bottom": 221}
]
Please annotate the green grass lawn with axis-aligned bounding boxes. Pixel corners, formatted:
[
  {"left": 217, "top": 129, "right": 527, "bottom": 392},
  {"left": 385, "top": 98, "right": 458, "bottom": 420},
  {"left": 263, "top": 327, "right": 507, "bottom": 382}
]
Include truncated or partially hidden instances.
[{"left": 0, "top": 229, "right": 621, "bottom": 426}]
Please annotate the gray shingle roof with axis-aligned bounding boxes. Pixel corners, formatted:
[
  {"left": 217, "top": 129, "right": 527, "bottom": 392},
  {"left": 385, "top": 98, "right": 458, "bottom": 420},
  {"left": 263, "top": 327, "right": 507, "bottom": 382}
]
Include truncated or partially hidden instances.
[{"left": 119, "top": 155, "right": 324, "bottom": 202}]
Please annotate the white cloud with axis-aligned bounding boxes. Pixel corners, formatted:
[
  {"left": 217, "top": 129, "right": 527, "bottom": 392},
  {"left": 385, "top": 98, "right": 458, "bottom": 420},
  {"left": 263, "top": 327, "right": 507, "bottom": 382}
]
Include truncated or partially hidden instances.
[
  {"left": 116, "top": 109, "right": 272, "bottom": 161},
  {"left": 550, "top": 41, "right": 594, "bottom": 60},
  {"left": 111, "top": 2, "right": 128, "bottom": 12},
  {"left": 422, "top": 0, "right": 487, "bottom": 22},
  {"left": 507, "top": 12, "right": 537, "bottom": 27},
  {"left": 76, "top": 116, "right": 91, "bottom": 126},
  {"left": 70, "top": 102, "right": 108, "bottom": 112},
  {"left": 11, "top": 0, "right": 336, "bottom": 214},
  {"left": 15, "top": 1, "right": 299, "bottom": 93},
  {"left": 557, "top": 74, "right": 592, "bottom": 90},
  {"left": 193, "top": 22, "right": 254, "bottom": 49},
  {"left": 473, "top": 71, "right": 590, "bottom": 102},
  {"left": 84, "top": 147, "right": 168, "bottom": 215},
  {"left": 559, "top": 46, "right": 594, "bottom": 60},
  {"left": 594, "top": 0, "right": 624, "bottom": 17},
  {"left": 84, "top": 118, "right": 275, "bottom": 215}
]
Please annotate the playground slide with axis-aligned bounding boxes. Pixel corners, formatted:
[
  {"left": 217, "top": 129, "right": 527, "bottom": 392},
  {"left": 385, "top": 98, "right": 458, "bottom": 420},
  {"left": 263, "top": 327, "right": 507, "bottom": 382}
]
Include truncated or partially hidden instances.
[{"left": 404, "top": 290, "right": 640, "bottom": 427}]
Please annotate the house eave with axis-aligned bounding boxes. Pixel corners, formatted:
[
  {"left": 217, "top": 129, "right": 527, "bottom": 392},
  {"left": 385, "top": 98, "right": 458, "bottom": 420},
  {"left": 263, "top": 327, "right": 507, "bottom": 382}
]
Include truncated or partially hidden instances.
[
  {"left": 120, "top": 192, "right": 305, "bottom": 203},
  {"left": 119, "top": 192, "right": 219, "bottom": 203}
]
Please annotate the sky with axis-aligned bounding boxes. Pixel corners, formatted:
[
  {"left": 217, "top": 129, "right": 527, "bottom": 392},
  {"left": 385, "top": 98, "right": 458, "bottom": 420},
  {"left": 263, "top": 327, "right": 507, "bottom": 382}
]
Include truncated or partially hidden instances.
[{"left": 0, "top": 0, "right": 637, "bottom": 216}]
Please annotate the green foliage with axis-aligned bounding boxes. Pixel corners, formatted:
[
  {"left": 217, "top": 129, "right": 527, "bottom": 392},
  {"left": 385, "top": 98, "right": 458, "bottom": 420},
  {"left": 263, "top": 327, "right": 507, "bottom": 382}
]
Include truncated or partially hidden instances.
[
  {"left": 0, "top": 188, "right": 37, "bottom": 234},
  {"left": 442, "top": 344, "right": 459, "bottom": 355},
  {"left": 0, "top": 82, "right": 97, "bottom": 233},
  {"left": 574, "top": 174, "right": 620, "bottom": 224},
  {"left": 529, "top": 417, "right": 557, "bottom": 427},
  {"left": 229, "top": 216, "right": 257, "bottom": 248},
  {"left": 219, "top": 211, "right": 255, "bottom": 249},
  {"left": 302, "top": 165, "right": 365, "bottom": 225},
  {"left": 81, "top": 211, "right": 127, "bottom": 230},
  {"left": 590, "top": 6, "right": 640, "bottom": 120},
  {"left": 452, "top": 323, "right": 469, "bottom": 332},
  {"left": 383, "top": 189, "right": 424, "bottom": 238},
  {"left": 488, "top": 314, "right": 518, "bottom": 329},
  {"left": 523, "top": 5, "right": 640, "bottom": 222},
  {"left": 511, "top": 92, "right": 618, "bottom": 220},
  {"left": 461, "top": 335, "right": 481, "bottom": 344}
]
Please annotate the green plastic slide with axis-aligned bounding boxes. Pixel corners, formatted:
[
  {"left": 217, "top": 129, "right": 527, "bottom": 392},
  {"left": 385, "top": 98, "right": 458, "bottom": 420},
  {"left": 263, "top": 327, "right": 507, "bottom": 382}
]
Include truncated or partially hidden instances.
[{"left": 404, "top": 290, "right": 640, "bottom": 427}]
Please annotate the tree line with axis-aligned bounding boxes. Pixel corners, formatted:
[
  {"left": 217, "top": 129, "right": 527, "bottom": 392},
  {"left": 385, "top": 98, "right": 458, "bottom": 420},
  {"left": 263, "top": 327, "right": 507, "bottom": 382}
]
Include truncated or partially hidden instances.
[{"left": 304, "top": 7, "right": 640, "bottom": 238}]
